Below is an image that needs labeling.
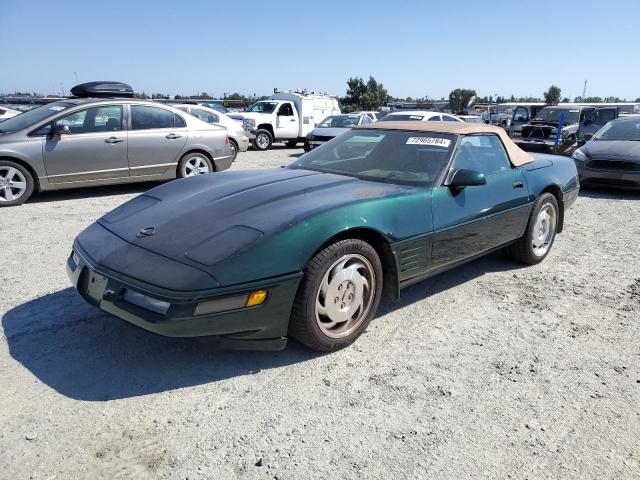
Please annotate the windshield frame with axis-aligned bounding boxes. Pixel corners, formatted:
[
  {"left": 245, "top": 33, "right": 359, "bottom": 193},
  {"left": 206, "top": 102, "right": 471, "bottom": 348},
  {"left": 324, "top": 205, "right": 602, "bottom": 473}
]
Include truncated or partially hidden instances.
[
  {"left": 289, "top": 129, "right": 458, "bottom": 187},
  {"left": 0, "top": 102, "right": 75, "bottom": 134}
]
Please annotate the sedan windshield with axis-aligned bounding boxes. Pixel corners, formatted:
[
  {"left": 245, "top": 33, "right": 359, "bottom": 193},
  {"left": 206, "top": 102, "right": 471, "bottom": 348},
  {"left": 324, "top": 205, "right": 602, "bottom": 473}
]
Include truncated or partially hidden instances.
[
  {"left": 0, "top": 102, "right": 73, "bottom": 133},
  {"left": 289, "top": 130, "right": 455, "bottom": 186},
  {"left": 593, "top": 118, "right": 640, "bottom": 141},
  {"left": 246, "top": 102, "right": 278, "bottom": 113},
  {"left": 533, "top": 107, "right": 580, "bottom": 124},
  {"left": 319, "top": 115, "right": 360, "bottom": 128}
]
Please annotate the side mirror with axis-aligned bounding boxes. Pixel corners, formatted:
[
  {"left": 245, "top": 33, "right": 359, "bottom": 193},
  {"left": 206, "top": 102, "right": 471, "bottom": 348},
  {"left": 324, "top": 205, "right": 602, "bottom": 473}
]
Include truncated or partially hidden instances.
[
  {"left": 446, "top": 168, "right": 486, "bottom": 191},
  {"left": 52, "top": 124, "right": 70, "bottom": 136}
]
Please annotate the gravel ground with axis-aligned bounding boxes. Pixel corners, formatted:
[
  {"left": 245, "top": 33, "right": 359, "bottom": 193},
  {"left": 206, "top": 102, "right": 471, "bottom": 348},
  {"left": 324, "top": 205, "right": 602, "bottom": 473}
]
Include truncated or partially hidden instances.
[{"left": 1, "top": 145, "right": 639, "bottom": 480}]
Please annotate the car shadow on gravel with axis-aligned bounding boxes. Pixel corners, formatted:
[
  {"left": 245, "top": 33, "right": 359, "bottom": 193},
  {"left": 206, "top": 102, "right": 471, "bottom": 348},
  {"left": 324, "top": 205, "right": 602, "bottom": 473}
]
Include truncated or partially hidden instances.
[
  {"left": 2, "top": 288, "right": 320, "bottom": 401},
  {"left": 578, "top": 186, "right": 640, "bottom": 200},
  {"left": 27, "top": 182, "right": 165, "bottom": 204},
  {"left": 376, "top": 251, "right": 528, "bottom": 317}
]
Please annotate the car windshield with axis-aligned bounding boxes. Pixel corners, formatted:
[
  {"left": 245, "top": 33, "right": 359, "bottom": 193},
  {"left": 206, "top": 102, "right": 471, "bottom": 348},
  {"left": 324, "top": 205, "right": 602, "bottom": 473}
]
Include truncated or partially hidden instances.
[
  {"left": 0, "top": 102, "right": 73, "bottom": 133},
  {"left": 534, "top": 107, "right": 580, "bottom": 124},
  {"left": 202, "top": 102, "right": 229, "bottom": 114},
  {"left": 593, "top": 119, "right": 640, "bottom": 141},
  {"left": 289, "top": 129, "right": 455, "bottom": 186},
  {"left": 319, "top": 115, "right": 360, "bottom": 128},
  {"left": 246, "top": 102, "right": 278, "bottom": 113},
  {"left": 378, "top": 114, "right": 425, "bottom": 122}
]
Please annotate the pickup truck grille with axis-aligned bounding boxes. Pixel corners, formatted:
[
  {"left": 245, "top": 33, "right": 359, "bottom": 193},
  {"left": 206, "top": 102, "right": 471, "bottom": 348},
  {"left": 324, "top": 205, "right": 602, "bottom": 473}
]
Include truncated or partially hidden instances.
[
  {"left": 586, "top": 160, "right": 640, "bottom": 171},
  {"left": 521, "top": 125, "right": 555, "bottom": 139}
]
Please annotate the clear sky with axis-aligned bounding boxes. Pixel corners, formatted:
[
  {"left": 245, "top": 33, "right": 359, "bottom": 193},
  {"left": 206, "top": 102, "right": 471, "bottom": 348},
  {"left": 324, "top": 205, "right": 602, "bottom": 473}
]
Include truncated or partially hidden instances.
[{"left": 1, "top": 0, "right": 638, "bottom": 100}]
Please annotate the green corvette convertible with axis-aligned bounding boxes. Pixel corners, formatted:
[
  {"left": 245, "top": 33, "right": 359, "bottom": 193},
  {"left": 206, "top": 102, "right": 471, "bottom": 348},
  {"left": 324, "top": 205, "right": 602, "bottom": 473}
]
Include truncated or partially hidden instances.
[{"left": 68, "top": 122, "right": 579, "bottom": 352}]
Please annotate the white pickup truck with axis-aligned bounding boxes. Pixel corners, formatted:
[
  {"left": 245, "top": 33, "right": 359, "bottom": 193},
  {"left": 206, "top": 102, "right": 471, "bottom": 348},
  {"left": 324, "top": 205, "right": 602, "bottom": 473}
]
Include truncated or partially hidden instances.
[{"left": 231, "top": 91, "right": 341, "bottom": 150}]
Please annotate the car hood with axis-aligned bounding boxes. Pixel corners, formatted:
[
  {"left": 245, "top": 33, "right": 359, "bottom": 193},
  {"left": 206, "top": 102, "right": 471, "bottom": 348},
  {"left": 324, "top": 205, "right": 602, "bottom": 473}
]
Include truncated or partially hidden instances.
[
  {"left": 583, "top": 140, "right": 640, "bottom": 160},
  {"left": 97, "top": 168, "right": 413, "bottom": 285},
  {"left": 229, "top": 112, "right": 270, "bottom": 120},
  {"left": 308, "top": 127, "right": 351, "bottom": 138}
]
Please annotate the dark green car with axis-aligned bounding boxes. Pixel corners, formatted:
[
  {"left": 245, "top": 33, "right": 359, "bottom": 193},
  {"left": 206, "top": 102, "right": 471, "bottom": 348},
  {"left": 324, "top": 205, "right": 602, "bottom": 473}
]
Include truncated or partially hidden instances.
[{"left": 67, "top": 122, "right": 579, "bottom": 352}]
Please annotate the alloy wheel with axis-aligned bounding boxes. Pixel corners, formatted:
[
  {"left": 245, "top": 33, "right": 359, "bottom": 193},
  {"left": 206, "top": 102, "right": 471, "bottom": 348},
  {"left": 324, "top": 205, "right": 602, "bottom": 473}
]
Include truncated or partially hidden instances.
[
  {"left": 0, "top": 167, "right": 27, "bottom": 203},
  {"left": 532, "top": 203, "right": 557, "bottom": 257},
  {"left": 256, "top": 133, "right": 270, "bottom": 149},
  {"left": 315, "top": 254, "right": 376, "bottom": 339},
  {"left": 184, "top": 156, "right": 211, "bottom": 176}
]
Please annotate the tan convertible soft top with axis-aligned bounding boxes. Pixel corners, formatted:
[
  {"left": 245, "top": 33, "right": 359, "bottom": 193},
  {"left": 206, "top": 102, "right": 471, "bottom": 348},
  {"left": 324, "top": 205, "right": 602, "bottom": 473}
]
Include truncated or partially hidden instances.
[{"left": 354, "top": 121, "right": 534, "bottom": 167}]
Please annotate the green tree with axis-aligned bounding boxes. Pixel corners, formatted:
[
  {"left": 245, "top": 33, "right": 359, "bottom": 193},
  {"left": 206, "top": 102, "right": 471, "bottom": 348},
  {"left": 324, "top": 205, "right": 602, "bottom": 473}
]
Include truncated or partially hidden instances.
[
  {"left": 345, "top": 77, "right": 367, "bottom": 109},
  {"left": 448, "top": 88, "right": 477, "bottom": 113},
  {"left": 342, "top": 76, "right": 389, "bottom": 111},
  {"left": 543, "top": 85, "right": 561, "bottom": 105},
  {"left": 362, "top": 76, "right": 389, "bottom": 110},
  {"left": 227, "top": 92, "right": 244, "bottom": 100}
]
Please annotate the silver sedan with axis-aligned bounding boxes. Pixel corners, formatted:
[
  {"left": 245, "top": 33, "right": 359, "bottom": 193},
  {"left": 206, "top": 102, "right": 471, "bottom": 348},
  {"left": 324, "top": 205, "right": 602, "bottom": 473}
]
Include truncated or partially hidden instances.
[
  {"left": 0, "top": 98, "right": 234, "bottom": 206},
  {"left": 172, "top": 103, "right": 251, "bottom": 160}
]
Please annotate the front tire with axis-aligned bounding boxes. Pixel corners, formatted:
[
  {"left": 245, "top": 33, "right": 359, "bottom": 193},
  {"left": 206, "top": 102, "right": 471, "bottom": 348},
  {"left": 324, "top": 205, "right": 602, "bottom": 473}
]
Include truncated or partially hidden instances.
[
  {"left": 289, "top": 239, "right": 383, "bottom": 352},
  {"left": 252, "top": 129, "right": 273, "bottom": 151},
  {"left": 177, "top": 152, "right": 214, "bottom": 178},
  {"left": 503, "top": 192, "right": 559, "bottom": 264},
  {"left": 0, "top": 160, "right": 34, "bottom": 207}
]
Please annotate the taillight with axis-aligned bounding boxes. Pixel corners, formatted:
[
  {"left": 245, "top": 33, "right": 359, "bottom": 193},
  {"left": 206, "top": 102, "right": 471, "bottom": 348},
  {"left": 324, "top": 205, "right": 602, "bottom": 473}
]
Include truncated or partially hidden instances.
[{"left": 224, "top": 135, "right": 229, "bottom": 145}]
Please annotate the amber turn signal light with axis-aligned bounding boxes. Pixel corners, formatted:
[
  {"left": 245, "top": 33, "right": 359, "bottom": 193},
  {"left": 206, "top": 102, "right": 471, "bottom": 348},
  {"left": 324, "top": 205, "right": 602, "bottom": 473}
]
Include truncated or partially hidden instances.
[{"left": 246, "top": 290, "right": 268, "bottom": 307}]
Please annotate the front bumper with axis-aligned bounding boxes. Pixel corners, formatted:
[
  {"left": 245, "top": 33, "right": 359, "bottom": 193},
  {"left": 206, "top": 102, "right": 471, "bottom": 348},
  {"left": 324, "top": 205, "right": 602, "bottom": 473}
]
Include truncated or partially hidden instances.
[
  {"left": 67, "top": 243, "right": 302, "bottom": 349},
  {"left": 576, "top": 163, "right": 640, "bottom": 190},
  {"left": 513, "top": 138, "right": 572, "bottom": 155}
]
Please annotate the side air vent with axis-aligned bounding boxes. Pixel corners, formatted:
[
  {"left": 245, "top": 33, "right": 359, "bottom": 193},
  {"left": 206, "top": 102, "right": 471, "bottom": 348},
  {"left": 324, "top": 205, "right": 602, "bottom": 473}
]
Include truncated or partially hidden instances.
[{"left": 395, "top": 239, "right": 429, "bottom": 281}]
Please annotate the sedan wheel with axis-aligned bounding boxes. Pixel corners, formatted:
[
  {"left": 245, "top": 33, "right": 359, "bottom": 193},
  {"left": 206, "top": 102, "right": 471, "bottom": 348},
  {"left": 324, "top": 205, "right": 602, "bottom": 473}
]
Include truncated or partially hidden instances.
[
  {"left": 0, "top": 161, "right": 34, "bottom": 207},
  {"left": 178, "top": 153, "right": 214, "bottom": 178},
  {"left": 289, "top": 239, "right": 383, "bottom": 351}
]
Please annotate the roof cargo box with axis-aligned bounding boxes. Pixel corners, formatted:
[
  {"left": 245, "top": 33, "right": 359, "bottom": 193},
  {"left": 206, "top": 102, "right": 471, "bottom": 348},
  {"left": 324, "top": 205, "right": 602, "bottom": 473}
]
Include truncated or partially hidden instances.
[{"left": 70, "top": 81, "right": 134, "bottom": 98}]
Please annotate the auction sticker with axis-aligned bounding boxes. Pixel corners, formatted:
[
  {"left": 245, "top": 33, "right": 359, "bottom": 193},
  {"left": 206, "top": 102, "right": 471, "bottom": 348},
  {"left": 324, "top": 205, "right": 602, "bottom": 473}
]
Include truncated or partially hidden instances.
[{"left": 406, "top": 137, "right": 451, "bottom": 148}]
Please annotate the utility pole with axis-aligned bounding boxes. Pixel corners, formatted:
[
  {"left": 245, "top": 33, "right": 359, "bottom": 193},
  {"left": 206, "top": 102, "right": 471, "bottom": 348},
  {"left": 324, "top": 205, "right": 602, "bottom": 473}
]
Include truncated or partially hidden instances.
[
  {"left": 582, "top": 80, "right": 587, "bottom": 100},
  {"left": 74, "top": 72, "right": 78, "bottom": 84}
]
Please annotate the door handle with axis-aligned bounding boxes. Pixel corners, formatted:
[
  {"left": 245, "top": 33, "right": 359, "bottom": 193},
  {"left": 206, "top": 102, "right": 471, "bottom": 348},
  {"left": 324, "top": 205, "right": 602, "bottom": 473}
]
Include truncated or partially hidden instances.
[
  {"left": 105, "top": 137, "right": 124, "bottom": 144},
  {"left": 290, "top": 119, "right": 296, "bottom": 122},
  {"left": 512, "top": 181, "right": 524, "bottom": 188},
  {"left": 166, "top": 133, "right": 182, "bottom": 139}
]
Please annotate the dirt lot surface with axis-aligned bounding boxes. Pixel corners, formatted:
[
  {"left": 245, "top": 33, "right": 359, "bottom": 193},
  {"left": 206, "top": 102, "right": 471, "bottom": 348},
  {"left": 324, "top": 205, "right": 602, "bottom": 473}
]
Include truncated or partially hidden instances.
[{"left": 1, "top": 145, "right": 639, "bottom": 480}]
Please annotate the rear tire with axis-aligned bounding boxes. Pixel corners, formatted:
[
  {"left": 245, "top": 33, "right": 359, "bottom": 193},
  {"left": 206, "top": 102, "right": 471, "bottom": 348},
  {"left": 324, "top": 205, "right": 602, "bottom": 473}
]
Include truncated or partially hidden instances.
[
  {"left": 289, "top": 239, "right": 383, "bottom": 352},
  {"left": 503, "top": 192, "right": 559, "bottom": 265},
  {"left": 0, "top": 160, "right": 34, "bottom": 207},
  {"left": 229, "top": 139, "right": 238, "bottom": 161},
  {"left": 177, "top": 152, "right": 214, "bottom": 178},
  {"left": 252, "top": 129, "right": 273, "bottom": 151}
]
